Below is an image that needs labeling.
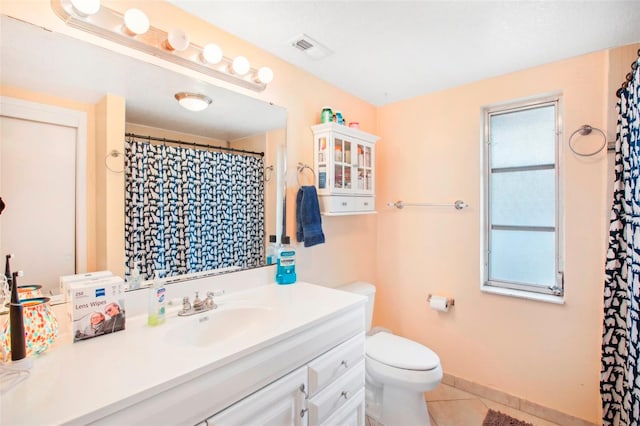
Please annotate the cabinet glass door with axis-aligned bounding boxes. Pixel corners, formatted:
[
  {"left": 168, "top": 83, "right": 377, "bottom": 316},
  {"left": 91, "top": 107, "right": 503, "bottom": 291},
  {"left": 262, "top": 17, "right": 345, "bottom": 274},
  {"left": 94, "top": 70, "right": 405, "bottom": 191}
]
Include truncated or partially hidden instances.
[
  {"left": 356, "top": 143, "right": 373, "bottom": 193},
  {"left": 317, "top": 137, "right": 327, "bottom": 189},
  {"left": 333, "top": 138, "right": 352, "bottom": 192}
]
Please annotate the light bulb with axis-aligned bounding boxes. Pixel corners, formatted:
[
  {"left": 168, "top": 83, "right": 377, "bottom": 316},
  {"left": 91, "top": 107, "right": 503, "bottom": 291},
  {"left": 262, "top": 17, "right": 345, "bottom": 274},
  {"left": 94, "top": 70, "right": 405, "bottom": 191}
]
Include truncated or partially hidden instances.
[
  {"left": 175, "top": 92, "right": 212, "bottom": 112},
  {"left": 231, "top": 56, "right": 250, "bottom": 76},
  {"left": 256, "top": 67, "right": 274, "bottom": 84},
  {"left": 165, "top": 29, "right": 190, "bottom": 52},
  {"left": 69, "top": 0, "right": 100, "bottom": 16},
  {"left": 200, "top": 43, "right": 223, "bottom": 65},
  {"left": 123, "top": 8, "right": 149, "bottom": 36}
]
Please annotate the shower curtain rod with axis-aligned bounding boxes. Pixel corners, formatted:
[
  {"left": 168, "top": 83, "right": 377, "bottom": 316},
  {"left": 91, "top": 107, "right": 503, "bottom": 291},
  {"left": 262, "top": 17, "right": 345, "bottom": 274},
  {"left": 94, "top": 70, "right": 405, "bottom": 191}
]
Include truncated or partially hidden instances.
[
  {"left": 615, "top": 48, "right": 640, "bottom": 98},
  {"left": 125, "top": 132, "right": 264, "bottom": 157}
]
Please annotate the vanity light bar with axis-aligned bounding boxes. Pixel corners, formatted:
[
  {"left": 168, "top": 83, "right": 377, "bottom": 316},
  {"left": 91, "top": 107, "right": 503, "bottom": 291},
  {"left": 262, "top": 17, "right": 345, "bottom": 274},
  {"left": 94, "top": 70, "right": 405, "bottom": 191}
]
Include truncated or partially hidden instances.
[{"left": 51, "top": 0, "right": 272, "bottom": 92}]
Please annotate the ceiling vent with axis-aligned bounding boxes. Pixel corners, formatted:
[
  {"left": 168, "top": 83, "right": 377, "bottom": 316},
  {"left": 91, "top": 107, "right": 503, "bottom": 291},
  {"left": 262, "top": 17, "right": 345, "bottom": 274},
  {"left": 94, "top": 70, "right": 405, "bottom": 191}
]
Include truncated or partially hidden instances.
[{"left": 288, "top": 33, "right": 333, "bottom": 60}]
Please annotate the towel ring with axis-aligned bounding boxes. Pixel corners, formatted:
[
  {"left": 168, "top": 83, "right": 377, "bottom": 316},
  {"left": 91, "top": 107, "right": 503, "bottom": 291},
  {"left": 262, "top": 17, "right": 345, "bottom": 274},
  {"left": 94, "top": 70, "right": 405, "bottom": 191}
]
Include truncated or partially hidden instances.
[
  {"left": 297, "top": 162, "right": 315, "bottom": 186},
  {"left": 264, "top": 165, "right": 274, "bottom": 182},
  {"left": 568, "top": 125, "right": 607, "bottom": 157},
  {"left": 105, "top": 149, "right": 124, "bottom": 173}
]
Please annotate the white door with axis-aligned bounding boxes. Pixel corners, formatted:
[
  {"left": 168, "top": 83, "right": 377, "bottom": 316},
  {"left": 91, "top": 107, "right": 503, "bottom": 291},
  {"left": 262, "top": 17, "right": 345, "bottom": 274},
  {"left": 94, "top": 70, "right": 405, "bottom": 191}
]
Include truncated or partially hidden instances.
[{"left": 0, "top": 99, "right": 84, "bottom": 293}]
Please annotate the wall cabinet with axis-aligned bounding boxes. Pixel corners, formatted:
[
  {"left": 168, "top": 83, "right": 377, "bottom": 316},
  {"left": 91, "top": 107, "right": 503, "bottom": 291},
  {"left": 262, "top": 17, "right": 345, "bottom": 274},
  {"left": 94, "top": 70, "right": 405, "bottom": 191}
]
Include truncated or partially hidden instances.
[{"left": 312, "top": 123, "right": 380, "bottom": 215}]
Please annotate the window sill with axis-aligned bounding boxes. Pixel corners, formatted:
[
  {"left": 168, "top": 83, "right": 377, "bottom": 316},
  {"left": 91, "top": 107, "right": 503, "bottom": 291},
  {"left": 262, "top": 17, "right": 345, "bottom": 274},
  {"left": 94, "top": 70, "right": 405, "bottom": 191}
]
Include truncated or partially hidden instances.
[{"left": 481, "top": 285, "right": 565, "bottom": 305}]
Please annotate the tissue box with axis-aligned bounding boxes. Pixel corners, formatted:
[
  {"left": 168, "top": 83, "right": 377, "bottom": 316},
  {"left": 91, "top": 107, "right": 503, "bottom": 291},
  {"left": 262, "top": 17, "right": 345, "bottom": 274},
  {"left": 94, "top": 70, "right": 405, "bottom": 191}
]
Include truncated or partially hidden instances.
[{"left": 71, "top": 276, "right": 125, "bottom": 342}]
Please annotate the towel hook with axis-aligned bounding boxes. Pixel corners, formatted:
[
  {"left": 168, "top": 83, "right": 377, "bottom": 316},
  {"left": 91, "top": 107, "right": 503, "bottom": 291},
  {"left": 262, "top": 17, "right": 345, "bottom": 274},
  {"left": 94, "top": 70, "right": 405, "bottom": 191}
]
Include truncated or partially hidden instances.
[{"left": 297, "top": 162, "right": 315, "bottom": 186}]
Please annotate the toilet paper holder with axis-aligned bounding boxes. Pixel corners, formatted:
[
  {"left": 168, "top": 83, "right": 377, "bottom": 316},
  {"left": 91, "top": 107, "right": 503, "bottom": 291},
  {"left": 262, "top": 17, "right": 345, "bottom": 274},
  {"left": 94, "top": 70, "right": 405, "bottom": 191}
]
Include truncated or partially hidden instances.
[{"left": 427, "top": 294, "right": 455, "bottom": 307}]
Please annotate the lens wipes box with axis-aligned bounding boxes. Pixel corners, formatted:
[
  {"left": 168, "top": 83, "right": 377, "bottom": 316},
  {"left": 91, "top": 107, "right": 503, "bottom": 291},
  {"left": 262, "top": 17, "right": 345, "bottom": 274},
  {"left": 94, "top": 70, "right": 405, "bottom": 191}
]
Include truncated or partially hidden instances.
[
  {"left": 72, "top": 276, "right": 125, "bottom": 342},
  {"left": 60, "top": 270, "right": 113, "bottom": 302}
]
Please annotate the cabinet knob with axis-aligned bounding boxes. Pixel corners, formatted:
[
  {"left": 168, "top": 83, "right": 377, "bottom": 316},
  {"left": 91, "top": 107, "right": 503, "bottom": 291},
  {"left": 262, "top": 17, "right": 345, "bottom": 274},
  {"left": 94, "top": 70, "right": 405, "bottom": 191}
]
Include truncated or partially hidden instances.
[
  {"left": 300, "top": 408, "right": 308, "bottom": 418},
  {"left": 299, "top": 384, "right": 308, "bottom": 398},
  {"left": 340, "top": 360, "right": 348, "bottom": 369},
  {"left": 341, "top": 202, "right": 347, "bottom": 206},
  {"left": 341, "top": 391, "right": 350, "bottom": 400}
]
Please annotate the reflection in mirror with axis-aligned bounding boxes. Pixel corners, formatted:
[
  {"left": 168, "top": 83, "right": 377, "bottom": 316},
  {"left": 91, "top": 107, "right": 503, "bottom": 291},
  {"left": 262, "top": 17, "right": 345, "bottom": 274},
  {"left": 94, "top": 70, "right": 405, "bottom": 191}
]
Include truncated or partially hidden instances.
[{"left": 0, "top": 15, "right": 287, "bottom": 297}]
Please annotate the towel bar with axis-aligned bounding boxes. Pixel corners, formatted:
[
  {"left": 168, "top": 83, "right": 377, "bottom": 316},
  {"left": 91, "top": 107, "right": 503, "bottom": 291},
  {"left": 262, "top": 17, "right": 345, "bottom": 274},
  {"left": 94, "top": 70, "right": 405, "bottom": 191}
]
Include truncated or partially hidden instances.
[{"left": 387, "top": 200, "right": 468, "bottom": 210}]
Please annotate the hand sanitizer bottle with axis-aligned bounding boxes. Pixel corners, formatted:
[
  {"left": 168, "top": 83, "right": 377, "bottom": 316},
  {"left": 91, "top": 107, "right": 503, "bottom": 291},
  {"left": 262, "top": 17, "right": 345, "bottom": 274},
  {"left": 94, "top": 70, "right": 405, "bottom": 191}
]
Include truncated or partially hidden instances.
[
  {"left": 148, "top": 271, "right": 166, "bottom": 326},
  {"left": 128, "top": 261, "right": 142, "bottom": 290},
  {"left": 275, "top": 236, "right": 296, "bottom": 285}
]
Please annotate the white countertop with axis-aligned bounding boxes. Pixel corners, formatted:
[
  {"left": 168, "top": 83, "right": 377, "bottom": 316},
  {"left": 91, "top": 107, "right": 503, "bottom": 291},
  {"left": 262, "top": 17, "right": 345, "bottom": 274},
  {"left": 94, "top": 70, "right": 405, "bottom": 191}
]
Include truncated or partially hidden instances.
[{"left": 0, "top": 282, "right": 365, "bottom": 425}]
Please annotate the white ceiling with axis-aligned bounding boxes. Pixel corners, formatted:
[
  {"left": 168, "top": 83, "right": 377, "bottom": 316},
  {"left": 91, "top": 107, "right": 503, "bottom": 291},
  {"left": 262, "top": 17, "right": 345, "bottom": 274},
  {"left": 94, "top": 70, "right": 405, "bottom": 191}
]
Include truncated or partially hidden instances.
[{"left": 168, "top": 0, "right": 640, "bottom": 106}]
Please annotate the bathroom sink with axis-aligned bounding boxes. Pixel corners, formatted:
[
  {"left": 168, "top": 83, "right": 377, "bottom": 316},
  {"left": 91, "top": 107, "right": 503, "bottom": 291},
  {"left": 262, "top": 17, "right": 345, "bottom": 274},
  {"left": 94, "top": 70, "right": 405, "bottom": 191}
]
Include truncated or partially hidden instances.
[{"left": 165, "top": 305, "right": 278, "bottom": 348}]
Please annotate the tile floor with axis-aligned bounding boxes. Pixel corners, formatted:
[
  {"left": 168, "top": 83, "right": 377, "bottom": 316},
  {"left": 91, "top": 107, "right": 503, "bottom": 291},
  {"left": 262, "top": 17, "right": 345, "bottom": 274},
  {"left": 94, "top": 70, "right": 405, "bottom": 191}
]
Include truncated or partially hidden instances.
[{"left": 366, "top": 383, "right": 560, "bottom": 426}]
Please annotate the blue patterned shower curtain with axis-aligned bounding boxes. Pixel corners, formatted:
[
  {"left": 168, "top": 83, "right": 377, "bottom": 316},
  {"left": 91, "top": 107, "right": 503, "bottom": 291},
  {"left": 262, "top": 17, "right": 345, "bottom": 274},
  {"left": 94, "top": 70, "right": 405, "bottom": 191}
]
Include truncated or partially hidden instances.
[
  {"left": 602, "top": 53, "right": 640, "bottom": 426},
  {"left": 124, "top": 139, "right": 265, "bottom": 279}
]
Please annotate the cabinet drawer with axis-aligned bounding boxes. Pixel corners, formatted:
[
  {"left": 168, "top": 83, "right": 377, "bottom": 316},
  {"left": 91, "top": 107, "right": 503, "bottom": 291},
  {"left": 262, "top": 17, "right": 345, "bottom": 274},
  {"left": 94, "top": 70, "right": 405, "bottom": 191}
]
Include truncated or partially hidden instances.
[
  {"left": 307, "top": 360, "right": 365, "bottom": 426},
  {"left": 354, "top": 197, "right": 374, "bottom": 212},
  {"left": 319, "top": 388, "right": 365, "bottom": 426},
  {"left": 308, "top": 333, "right": 364, "bottom": 396},
  {"left": 319, "top": 196, "right": 375, "bottom": 214},
  {"left": 319, "top": 195, "right": 354, "bottom": 213}
]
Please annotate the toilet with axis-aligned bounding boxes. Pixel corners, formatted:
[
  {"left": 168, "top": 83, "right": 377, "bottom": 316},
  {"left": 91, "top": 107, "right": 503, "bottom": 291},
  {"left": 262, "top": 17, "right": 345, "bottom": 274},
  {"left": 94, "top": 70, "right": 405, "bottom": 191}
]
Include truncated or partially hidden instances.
[{"left": 338, "top": 282, "right": 442, "bottom": 426}]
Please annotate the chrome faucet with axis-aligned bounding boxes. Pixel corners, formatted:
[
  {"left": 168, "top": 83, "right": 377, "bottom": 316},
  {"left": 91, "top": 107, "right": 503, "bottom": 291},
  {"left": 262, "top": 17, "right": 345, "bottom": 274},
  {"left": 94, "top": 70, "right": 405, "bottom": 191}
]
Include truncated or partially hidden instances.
[{"left": 178, "top": 291, "right": 218, "bottom": 316}]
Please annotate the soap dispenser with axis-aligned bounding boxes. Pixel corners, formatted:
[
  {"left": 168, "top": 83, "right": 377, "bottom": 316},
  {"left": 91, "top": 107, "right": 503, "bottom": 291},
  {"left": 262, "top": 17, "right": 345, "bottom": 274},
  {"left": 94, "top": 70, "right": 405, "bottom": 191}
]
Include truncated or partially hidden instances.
[{"left": 147, "top": 271, "right": 166, "bottom": 326}]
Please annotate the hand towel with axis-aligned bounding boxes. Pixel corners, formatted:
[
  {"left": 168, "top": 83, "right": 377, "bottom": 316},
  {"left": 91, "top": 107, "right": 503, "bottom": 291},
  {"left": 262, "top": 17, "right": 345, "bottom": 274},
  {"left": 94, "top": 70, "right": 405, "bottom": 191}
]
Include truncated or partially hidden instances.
[{"left": 296, "top": 185, "right": 325, "bottom": 247}]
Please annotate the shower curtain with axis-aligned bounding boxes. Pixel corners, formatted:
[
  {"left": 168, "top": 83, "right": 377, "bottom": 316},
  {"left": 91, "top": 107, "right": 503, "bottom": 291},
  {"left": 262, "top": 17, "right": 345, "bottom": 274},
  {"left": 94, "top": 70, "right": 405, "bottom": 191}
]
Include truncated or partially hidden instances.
[
  {"left": 601, "top": 53, "right": 640, "bottom": 426},
  {"left": 124, "top": 139, "right": 265, "bottom": 279}
]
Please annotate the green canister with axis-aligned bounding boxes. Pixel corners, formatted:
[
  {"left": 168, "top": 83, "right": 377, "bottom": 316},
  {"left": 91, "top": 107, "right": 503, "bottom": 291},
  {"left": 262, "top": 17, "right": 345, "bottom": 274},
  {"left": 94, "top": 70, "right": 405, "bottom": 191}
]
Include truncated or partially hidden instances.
[{"left": 321, "top": 106, "right": 333, "bottom": 123}]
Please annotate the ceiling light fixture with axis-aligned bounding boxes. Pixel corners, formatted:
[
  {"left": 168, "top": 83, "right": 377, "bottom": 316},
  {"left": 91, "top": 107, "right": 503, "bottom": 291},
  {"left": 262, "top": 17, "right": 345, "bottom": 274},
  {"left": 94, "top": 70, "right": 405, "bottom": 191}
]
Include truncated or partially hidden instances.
[
  {"left": 123, "top": 8, "right": 149, "bottom": 36},
  {"left": 52, "top": 0, "right": 274, "bottom": 92},
  {"left": 174, "top": 92, "right": 212, "bottom": 112}
]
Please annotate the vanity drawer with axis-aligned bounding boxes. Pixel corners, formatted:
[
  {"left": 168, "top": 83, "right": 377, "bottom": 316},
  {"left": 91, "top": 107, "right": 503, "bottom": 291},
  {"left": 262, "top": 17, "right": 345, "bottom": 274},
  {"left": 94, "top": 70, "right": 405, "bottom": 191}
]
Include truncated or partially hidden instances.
[
  {"left": 307, "top": 360, "right": 365, "bottom": 426},
  {"left": 308, "top": 333, "right": 365, "bottom": 396}
]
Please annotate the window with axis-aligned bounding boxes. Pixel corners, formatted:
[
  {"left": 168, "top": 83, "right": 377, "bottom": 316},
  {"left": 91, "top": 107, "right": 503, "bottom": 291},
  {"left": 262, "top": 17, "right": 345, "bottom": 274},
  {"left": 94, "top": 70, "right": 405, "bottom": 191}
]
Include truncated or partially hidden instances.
[{"left": 482, "top": 96, "right": 563, "bottom": 297}]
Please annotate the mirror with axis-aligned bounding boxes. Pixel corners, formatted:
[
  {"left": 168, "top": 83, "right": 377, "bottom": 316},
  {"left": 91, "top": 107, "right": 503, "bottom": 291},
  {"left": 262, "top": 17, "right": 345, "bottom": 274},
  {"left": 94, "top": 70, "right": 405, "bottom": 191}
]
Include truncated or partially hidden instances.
[{"left": 0, "top": 15, "right": 287, "bottom": 297}]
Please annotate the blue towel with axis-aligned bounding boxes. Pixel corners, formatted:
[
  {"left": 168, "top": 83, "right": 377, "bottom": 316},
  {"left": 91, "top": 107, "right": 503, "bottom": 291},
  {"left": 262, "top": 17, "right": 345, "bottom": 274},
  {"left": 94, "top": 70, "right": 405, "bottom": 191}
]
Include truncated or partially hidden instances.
[{"left": 296, "top": 186, "right": 325, "bottom": 247}]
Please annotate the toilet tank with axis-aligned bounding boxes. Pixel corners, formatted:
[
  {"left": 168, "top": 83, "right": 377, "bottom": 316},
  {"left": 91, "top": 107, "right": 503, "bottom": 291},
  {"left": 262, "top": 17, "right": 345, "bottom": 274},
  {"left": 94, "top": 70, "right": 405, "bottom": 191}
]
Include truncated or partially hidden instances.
[{"left": 336, "top": 282, "right": 376, "bottom": 332}]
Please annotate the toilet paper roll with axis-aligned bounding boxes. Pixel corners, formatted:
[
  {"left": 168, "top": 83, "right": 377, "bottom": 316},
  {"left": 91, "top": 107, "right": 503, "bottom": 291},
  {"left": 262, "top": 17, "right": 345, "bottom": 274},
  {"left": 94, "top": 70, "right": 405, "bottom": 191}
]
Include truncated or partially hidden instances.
[{"left": 429, "top": 295, "right": 450, "bottom": 312}]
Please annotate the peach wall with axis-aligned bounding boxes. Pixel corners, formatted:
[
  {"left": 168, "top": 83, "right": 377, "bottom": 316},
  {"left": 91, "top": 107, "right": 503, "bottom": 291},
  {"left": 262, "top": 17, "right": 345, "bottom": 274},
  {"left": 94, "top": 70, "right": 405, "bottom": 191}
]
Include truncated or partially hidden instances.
[{"left": 375, "top": 51, "right": 612, "bottom": 422}]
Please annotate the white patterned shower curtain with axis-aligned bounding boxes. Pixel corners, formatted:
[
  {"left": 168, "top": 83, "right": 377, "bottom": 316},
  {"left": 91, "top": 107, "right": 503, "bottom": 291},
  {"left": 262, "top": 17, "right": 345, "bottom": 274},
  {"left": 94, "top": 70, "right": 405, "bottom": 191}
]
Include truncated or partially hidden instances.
[
  {"left": 124, "top": 139, "right": 265, "bottom": 279},
  {"left": 601, "top": 52, "right": 640, "bottom": 426}
]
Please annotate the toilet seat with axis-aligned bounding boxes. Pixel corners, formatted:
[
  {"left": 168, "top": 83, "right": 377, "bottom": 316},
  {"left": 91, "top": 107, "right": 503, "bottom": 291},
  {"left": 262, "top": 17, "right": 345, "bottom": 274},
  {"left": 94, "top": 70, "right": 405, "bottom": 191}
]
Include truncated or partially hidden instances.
[{"left": 366, "top": 332, "right": 440, "bottom": 371}]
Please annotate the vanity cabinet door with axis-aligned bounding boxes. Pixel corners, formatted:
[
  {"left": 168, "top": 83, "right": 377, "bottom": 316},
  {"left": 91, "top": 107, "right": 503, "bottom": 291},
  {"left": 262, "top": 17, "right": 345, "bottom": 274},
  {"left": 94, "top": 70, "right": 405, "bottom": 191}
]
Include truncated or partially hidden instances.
[{"left": 207, "top": 366, "right": 308, "bottom": 426}]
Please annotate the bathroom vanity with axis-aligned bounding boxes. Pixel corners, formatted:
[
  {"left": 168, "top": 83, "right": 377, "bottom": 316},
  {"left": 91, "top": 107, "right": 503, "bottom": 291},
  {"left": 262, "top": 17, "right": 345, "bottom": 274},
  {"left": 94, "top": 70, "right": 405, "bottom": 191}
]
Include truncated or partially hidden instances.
[{"left": 0, "top": 282, "right": 366, "bottom": 425}]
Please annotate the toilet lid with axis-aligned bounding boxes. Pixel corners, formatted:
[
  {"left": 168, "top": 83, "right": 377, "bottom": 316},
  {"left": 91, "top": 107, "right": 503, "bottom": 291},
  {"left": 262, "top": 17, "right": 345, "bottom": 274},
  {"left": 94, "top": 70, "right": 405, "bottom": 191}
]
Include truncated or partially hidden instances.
[{"left": 366, "top": 332, "right": 440, "bottom": 371}]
